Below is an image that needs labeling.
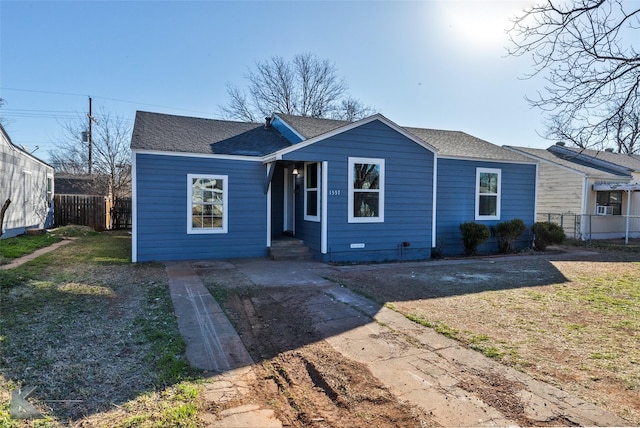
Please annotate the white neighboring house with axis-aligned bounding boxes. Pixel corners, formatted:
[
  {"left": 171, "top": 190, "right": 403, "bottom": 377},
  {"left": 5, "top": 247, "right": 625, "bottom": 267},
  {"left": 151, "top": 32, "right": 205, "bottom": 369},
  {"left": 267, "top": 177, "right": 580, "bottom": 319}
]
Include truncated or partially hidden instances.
[
  {"left": 0, "top": 124, "right": 54, "bottom": 238},
  {"left": 505, "top": 143, "right": 640, "bottom": 241}
]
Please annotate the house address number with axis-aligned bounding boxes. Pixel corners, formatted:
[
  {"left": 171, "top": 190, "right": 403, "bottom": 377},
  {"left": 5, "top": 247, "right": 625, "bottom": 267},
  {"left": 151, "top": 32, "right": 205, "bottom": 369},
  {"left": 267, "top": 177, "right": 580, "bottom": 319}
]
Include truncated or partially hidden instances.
[{"left": 329, "top": 190, "right": 341, "bottom": 196}]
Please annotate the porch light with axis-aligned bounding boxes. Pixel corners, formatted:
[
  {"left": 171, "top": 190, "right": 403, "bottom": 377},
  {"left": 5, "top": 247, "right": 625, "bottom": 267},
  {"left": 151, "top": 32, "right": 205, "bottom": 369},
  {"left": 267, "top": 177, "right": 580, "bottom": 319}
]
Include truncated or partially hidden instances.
[{"left": 292, "top": 168, "right": 299, "bottom": 176}]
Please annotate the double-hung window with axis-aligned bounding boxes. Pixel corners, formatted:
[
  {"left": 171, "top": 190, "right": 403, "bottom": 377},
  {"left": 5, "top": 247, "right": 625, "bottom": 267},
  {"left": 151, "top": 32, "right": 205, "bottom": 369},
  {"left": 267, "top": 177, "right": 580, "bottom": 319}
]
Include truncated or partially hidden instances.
[
  {"left": 476, "top": 168, "right": 501, "bottom": 220},
  {"left": 348, "top": 157, "right": 384, "bottom": 223},
  {"left": 187, "top": 174, "right": 228, "bottom": 234},
  {"left": 304, "top": 162, "right": 321, "bottom": 222}
]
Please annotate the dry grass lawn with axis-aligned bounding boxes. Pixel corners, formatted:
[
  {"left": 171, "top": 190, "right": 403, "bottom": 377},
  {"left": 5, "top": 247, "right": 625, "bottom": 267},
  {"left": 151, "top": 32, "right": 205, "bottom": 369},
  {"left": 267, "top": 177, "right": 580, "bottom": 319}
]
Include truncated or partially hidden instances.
[{"left": 325, "top": 248, "right": 640, "bottom": 425}]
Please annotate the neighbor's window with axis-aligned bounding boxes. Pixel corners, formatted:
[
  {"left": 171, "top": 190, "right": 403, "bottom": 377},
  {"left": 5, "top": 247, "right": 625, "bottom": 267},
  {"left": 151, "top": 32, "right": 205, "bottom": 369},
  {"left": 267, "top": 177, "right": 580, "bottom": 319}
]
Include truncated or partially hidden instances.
[
  {"left": 476, "top": 168, "right": 501, "bottom": 220},
  {"left": 596, "top": 191, "right": 622, "bottom": 215},
  {"left": 187, "top": 174, "right": 228, "bottom": 234},
  {"left": 46, "top": 175, "right": 53, "bottom": 206},
  {"left": 304, "top": 162, "right": 320, "bottom": 222},
  {"left": 348, "top": 157, "right": 385, "bottom": 223}
]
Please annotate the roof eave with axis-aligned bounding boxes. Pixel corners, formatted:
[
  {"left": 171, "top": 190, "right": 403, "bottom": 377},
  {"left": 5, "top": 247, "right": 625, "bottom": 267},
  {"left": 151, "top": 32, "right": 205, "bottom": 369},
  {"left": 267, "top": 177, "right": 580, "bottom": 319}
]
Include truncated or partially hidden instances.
[{"left": 270, "top": 113, "right": 439, "bottom": 158}]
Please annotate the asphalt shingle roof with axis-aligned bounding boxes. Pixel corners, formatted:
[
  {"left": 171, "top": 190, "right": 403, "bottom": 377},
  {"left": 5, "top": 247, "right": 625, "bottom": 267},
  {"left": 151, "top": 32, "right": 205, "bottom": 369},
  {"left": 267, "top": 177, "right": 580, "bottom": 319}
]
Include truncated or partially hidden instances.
[
  {"left": 274, "top": 114, "right": 351, "bottom": 139},
  {"left": 132, "top": 111, "right": 534, "bottom": 163},
  {"left": 131, "top": 111, "right": 292, "bottom": 156},
  {"left": 405, "top": 127, "right": 532, "bottom": 162},
  {"left": 560, "top": 146, "right": 640, "bottom": 172},
  {"left": 276, "top": 114, "right": 532, "bottom": 162},
  {"left": 504, "top": 146, "right": 630, "bottom": 179}
]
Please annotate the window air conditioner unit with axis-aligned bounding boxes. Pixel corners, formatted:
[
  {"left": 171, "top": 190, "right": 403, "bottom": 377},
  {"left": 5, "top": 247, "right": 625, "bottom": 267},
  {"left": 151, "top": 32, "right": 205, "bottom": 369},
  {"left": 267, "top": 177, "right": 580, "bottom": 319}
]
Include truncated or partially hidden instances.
[{"left": 596, "top": 205, "right": 613, "bottom": 216}]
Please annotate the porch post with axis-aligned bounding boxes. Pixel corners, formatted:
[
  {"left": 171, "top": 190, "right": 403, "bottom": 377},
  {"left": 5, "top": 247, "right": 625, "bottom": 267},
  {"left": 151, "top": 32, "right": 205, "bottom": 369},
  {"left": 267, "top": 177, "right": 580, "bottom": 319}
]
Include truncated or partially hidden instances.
[
  {"left": 321, "top": 161, "right": 328, "bottom": 254},
  {"left": 266, "top": 163, "right": 272, "bottom": 249},
  {"left": 625, "top": 189, "right": 631, "bottom": 245}
]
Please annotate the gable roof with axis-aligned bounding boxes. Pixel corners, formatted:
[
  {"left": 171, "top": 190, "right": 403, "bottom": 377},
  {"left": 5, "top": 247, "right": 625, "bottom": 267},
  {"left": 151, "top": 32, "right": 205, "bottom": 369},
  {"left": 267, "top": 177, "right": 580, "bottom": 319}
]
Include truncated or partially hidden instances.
[
  {"left": 130, "top": 111, "right": 292, "bottom": 156},
  {"left": 547, "top": 145, "right": 634, "bottom": 176},
  {"left": 55, "top": 174, "right": 111, "bottom": 196},
  {"left": 504, "top": 145, "right": 631, "bottom": 179},
  {"left": 271, "top": 113, "right": 439, "bottom": 157},
  {"left": 405, "top": 127, "right": 532, "bottom": 162},
  {"left": 274, "top": 114, "right": 353, "bottom": 139},
  {"left": 274, "top": 113, "right": 531, "bottom": 163},
  {"left": 1, "top": 123, "right": 53, "bottom": 169},
  {"left": 131, "top": 110, "right": 533, "bottom": 164},
  {"left": 558, "top": 146, "right": 640, "bottom": 173}
]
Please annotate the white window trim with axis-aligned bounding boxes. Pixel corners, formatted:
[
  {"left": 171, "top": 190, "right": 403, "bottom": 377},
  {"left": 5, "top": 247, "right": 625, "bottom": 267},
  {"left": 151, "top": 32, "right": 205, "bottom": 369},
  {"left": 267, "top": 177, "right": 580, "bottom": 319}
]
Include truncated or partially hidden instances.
[
  {"left": 304, "top": 162, "right": 321, "bottom": 222},
  {"left": 46, "top": 173, "right": 54, "bottom": 203},
  {"left": 475, "top": 167, "right": 501, "bottom": 220},
  {"left": 187, "top": 174, "right": 228, "bottom": 234},
  {"left": 348, "top": 157, "right": 385, "bottom": 223}
]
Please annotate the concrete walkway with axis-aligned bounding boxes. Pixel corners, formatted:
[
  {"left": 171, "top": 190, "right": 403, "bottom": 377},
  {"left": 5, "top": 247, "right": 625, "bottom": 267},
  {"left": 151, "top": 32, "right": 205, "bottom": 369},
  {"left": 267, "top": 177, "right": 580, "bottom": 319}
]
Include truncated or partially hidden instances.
[
  {"left": 0, "top": 239, "right": 74, "bottom": 270},
  {"left": 164, "top": 257, "right": 629, "bottom": 427},
  {"left": 164, "top": 261, "right": 253, "bottom": 372}
]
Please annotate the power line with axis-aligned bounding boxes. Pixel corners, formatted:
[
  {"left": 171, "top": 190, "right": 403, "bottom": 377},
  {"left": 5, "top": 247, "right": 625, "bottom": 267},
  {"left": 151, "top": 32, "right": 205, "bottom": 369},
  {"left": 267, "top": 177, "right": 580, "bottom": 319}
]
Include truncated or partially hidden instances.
[
  {"left": 1, "top": 86, "right": 216, "bottom": 116},
  {"left": 1, "top": 108, "right": 135, "bottom": 123},
  {"left": 1, "top": 108, "right": 82, "bottom": 120},
  {"left": 0, "top": 87, "right": 88, "bottom": 98}
]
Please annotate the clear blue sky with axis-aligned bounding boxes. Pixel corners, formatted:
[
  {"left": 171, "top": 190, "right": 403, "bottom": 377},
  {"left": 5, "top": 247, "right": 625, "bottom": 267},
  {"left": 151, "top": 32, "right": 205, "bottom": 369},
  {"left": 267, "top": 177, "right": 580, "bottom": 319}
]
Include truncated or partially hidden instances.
[{"left": 0, "top": 0, "right": 548, "bottom": 163}]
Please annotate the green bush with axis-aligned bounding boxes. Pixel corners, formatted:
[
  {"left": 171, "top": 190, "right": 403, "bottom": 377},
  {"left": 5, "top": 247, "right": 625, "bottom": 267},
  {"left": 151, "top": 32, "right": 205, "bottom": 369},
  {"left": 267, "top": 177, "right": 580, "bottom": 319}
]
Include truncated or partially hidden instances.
[
  {"left": 460, "top": 222, "right": 490, "bottom": 256},
  {"left": 491, "top": 218, "right": 526, "bottom": 253},
  {"left": 531, "top": 222, "right": 565, "bottom": 251}
]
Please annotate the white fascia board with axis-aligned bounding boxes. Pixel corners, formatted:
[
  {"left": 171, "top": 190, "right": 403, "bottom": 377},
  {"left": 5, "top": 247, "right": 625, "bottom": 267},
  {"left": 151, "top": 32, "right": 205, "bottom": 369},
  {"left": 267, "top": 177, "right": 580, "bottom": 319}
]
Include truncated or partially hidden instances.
[
  {"left": 504, "top": 146, "right": 628, "bottom": 178},
  {"left": 437, "top": 154, "right": 537, "bottom": 165},
  {"left": 593, "top": 182, "right": 640, "bottom": 191},
  {"left": 503, "top": 146, "right": 589, "bottom": 175},
  {"left": 131, "top": 151, "right": 138, "bottom": 263},
  {"left": 432, "top": 153, "right": 438, "bottom": 249},
  {"left": 132, "top": 149, "right": 263, "bottom": 162},
  {"left": 268, "top": 113, "right": 439, "bottom": 159},
  {"left": 262, "top": 153, "right": 283, "bottom": 164}
]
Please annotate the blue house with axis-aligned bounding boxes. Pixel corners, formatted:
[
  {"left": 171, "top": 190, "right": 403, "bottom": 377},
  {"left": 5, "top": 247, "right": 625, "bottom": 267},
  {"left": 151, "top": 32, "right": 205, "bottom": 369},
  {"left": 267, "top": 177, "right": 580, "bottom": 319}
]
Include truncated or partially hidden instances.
[{"left": 131, "top": 111, "right": 536, "bottom": 262}]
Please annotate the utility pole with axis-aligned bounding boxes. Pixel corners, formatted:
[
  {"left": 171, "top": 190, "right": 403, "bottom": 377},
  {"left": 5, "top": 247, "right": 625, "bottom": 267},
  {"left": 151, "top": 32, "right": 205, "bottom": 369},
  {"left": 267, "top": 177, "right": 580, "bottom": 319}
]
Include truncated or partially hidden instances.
[{"left": 87, "top": 96, "right": 96, "bottom": 174}]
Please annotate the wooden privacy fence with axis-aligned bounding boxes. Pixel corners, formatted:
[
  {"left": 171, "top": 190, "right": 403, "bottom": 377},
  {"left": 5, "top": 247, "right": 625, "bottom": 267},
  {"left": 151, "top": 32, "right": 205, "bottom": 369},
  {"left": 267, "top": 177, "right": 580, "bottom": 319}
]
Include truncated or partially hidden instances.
[
  {"left": 54, "top": 195, "right": 132, "bottom": 231},
  {"left": 110, "top": 197, "right": 132, "bottom": 230}
]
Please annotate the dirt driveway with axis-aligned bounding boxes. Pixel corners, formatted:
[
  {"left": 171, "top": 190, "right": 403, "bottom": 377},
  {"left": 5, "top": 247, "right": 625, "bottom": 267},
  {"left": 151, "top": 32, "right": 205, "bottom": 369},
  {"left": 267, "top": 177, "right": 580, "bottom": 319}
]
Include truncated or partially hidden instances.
[{"left": 193, "top": 248, "right": 637, "bottom": 427}]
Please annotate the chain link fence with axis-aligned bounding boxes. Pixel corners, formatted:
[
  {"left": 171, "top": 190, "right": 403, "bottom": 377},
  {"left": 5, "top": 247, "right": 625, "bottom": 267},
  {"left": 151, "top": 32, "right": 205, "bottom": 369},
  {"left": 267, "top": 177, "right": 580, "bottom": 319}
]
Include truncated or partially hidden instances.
[{"left": 537, "top": 212, "right": 640, "bottom": 241}]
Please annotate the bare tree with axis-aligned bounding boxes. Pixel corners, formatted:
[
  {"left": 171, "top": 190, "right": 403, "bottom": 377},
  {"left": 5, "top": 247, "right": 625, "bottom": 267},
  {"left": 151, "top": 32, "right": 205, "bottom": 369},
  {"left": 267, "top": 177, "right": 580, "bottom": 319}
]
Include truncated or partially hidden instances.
[
  {"left": 0, "top": 199, "right": 11, "bottom": 239},
  {"left": 508, "top": 0, "right": 640, "bottom": 153},
  {"left": 220, "top": 53, "right": 375, "bottom": 122},
  {"left": 0, "top": 98, "right": 8, "bottom": 127},
  {"left": 49, "top": 107, "right": 131, "bottom": 197}
]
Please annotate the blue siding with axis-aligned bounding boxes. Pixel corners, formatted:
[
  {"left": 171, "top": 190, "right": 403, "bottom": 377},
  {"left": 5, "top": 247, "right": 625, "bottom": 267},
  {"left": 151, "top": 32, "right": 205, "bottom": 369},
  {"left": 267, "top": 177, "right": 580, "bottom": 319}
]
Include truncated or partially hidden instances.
[
  {"left": 135, "top": 154, "right": 268, "bottom": 262},
  {"left": 283, "top": 120, "right": 435, "bottom": 262},
  {"left": 271, "top": 116, "right": 303, "bottom": 143},
  {"left": 436, "top": 159, "right": 536, "bottom": 255}
]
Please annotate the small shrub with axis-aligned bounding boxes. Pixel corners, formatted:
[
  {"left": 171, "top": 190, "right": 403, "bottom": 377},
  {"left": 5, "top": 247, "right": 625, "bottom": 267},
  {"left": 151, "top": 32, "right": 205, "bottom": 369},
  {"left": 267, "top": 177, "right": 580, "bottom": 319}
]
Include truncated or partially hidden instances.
[
  {"left": 491, "top": 218, "right": 526, "bottom": 253},
  {"left": 531, "top": 222, "right": 565, "bottom": 251},
  {"left": 459, "top": 222, "right": 490, "bottom": 256}
]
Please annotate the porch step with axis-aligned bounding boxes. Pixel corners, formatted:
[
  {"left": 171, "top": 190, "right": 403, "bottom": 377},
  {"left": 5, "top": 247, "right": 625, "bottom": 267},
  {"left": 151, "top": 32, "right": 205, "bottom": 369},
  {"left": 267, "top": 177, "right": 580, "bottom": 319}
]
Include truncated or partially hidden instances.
[{"left": 269, "top": 239, "right": 313, "bottom": 261}]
